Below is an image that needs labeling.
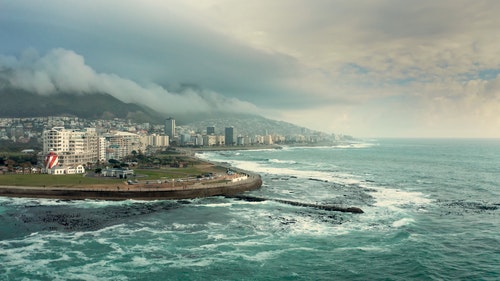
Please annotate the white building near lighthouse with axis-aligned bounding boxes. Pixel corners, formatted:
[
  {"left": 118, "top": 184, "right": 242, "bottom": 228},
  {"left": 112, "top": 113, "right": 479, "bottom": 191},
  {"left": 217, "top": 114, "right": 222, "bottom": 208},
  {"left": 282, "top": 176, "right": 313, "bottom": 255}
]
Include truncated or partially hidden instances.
[{"left": 42, "top": 127, "right": 98, "bottom": 173}]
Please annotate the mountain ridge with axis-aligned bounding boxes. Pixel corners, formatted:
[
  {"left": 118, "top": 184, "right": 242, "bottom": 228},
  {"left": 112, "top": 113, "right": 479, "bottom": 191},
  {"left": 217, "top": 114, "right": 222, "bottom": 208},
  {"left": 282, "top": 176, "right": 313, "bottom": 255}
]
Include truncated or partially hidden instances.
[
  {"left": 0, "top": 88, "right": 330, "bottom": 137},
  {"left": 0, "top": 88, "right": 164, "bottom": 123}
]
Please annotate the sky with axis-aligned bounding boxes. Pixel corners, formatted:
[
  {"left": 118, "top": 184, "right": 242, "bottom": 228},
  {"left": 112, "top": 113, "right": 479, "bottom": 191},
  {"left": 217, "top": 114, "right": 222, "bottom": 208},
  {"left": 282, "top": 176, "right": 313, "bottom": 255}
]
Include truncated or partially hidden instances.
[{"left": 1, "top": 0, "right": 500, "bottom": 138}]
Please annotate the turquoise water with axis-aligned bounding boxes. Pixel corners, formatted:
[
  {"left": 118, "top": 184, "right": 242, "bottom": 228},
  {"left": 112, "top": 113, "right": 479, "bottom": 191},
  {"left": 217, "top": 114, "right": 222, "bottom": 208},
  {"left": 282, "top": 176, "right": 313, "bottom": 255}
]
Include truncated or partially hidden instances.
[{"left": 1, "top": 139, "right": 499, "bottom": 280}]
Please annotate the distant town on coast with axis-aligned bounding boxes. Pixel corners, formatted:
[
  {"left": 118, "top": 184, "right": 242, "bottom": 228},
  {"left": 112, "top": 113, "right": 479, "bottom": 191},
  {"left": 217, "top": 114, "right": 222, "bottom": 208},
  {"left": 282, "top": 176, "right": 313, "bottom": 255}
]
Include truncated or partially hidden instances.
[{"left": 0, "top": 115, "right": 354, "bottom": 176}]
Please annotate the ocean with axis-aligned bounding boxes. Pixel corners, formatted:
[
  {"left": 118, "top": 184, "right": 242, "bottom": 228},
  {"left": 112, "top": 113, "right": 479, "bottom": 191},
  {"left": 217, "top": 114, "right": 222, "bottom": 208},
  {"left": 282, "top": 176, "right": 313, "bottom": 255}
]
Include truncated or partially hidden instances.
[{"left": 0, "top": 139, "right": 499, "bottom": 280}]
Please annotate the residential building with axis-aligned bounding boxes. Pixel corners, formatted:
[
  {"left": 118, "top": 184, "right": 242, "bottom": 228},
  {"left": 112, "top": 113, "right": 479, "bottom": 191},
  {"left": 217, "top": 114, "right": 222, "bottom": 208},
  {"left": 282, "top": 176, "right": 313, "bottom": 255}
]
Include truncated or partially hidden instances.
[
  {"left": 140, "top": 134, "right": 169, "bottom": 150},
  {"left": 165, "top": 117, "right": 176, "bottom": 140},
  {"left": 263, "top": 135, "right": 273, "bottom": 145},
  {"left": 42, "top": 127, "right": 99, "bottom": 167},
  {"left": 180, "top": 133, "right": 192, "bottom": 145},
  {"left": 203, "top": 135, "right": 217, "bottom": 146},
  {"left": 194, "top": 134, "right": 203, "bottom": 146},
  {"left": 207, "top": 126, "right": 215, "bottom": 135},
  {"left": 103, "top": 131, "right": 141, "bottom": 161},
  {"left": 225, "top": 127, "right": 234, "bottom": 146},
  {"left": 237, "top": 136, "right": 245, "bottom": 146},
  {"left": 98, "top": 137, "right": 107, "bottom": 162}
]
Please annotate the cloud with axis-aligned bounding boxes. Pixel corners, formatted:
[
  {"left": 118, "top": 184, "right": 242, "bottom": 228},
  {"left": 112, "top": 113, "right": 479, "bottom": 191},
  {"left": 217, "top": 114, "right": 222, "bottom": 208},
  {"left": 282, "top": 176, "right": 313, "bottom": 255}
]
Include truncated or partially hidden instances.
[
  {"left": 0, "top": 1, "right": 309, "bottom": 109},
  {"left": 0, "top": 48, "right": 260, "bottom": 115},
  {"left": 2, "top": 1, "right": 500, "bottom": 137}
]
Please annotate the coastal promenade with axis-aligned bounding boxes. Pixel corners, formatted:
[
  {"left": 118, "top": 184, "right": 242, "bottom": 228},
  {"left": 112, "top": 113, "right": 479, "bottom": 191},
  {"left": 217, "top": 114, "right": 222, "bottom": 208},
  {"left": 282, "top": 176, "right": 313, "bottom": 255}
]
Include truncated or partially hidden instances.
[
  {"left": 0, "top": 149, "right": 264, "bottom": 200},
  {"left": 0, "top": 172, "right": 262, "bottom": 200}
]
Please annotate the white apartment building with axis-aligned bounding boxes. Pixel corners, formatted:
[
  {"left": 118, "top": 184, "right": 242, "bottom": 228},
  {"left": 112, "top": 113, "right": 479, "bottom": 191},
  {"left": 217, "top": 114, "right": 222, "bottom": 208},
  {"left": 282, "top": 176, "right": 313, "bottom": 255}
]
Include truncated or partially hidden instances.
[
  {"left": 263, "top": 135, "right": 273, "bottom": 145},
  {"left": 42, "top": 127, "right": 99, "bottom": 167},
  {"left": 202, "top": 134, "right": 226, "bottom": 146},
  {"left": 98, "top": 137, "right": 107, "bottom": 162},
  {"left": 153, "top": 134, "right": 169, "bottom": 147},
  {"left": 203, "top": 135, "right": 217, "bottom": 146},
  {"left": 139, "top": 134, "right": 169, "bottom": 151},
  {"left": 103, "top": 131, "right": 141, "bottom": 161}
]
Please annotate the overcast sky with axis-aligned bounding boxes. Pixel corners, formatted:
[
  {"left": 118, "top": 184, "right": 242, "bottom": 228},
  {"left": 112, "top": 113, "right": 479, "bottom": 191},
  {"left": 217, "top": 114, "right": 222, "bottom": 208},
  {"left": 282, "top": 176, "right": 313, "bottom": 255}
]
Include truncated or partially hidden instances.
[{"left": 1, "top": 0, "right": 500, "bottom": 138}]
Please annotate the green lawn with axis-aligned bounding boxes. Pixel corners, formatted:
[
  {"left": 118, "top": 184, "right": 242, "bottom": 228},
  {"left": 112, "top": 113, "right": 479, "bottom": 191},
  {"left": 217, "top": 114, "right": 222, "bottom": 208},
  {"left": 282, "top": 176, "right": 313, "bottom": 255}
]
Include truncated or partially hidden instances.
[
  {"left": 134, "top": 166, "right": 225, "bottom": 180},
  {"left": 0, "top": 165, "right": 228, "bottom": 187},
  {"left": 0, "top": 173, "right": 123, "bottom": 187}
]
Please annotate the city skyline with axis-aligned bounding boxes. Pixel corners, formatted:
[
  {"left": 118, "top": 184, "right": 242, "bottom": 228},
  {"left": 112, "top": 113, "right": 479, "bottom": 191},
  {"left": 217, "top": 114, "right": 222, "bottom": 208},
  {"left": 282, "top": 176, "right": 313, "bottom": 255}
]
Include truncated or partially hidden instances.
[
  {"left": 1, "top": 115, "right": 335, "bottom": 158},
  {"left": 1, "top": 1, "right": 500, "bottom": 138}
]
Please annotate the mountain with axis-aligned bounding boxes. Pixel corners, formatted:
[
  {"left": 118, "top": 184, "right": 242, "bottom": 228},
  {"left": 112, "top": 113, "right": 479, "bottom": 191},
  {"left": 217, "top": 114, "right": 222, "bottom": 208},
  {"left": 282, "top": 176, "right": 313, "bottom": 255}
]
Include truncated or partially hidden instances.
[
  {"left": 183, "top": 115, "right": 321, "bottom": 137},
  {"left": 0, "top": 88, "right": 330, "bottom": 137},
  {"left": 0, "top": 88, "right": 164, "bottom": 123}
]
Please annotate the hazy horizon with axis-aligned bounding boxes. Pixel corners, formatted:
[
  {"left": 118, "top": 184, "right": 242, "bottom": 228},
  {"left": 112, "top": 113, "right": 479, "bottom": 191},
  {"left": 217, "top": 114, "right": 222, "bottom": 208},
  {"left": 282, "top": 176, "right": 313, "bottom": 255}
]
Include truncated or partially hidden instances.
[{"left": 1, "top": 1, "right": 500, "bottom": 138}]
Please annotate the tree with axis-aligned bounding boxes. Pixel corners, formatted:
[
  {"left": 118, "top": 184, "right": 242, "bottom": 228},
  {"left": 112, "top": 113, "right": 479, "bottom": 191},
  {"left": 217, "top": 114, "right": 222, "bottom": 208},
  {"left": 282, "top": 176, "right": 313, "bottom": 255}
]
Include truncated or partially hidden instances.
[
  {"left": 20, "top": 161, "right": 32, "bottom": 173},
  {"left": 5, "top": 159, "right": 17, "bottom": 172},
  {"left": 108, "top": 159, "right": 121, "bottom": 168}
]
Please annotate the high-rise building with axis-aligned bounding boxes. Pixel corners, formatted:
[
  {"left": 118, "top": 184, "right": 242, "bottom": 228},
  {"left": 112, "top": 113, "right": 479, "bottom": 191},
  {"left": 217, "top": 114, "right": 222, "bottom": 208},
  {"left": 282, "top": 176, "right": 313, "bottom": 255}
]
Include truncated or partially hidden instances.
[
  {"left": 98, "top": 137, "right": 107, "bottom": 162},
  {"left": 153, "top": 135, "right": 169, "bottom": 147},
  {"left": 225, "top": 127, "right": 234, "bottom": 146},
  {"left": 263, "top": 135, "right": 273, "bottom": 145},
  {"left": 42, "top": 127, "right": 99, "bottom": 166},
  {"left": 165, "top": 117, "right": 176, "bottom": 140},
  {"left": 207, "top": 126, "right": 215, "bottom": 135},
  {"left": 237, "top": 136, "right": 245, "bottom": 146},
  {"left": 180, "top": 133, "right": 192, "bottom": 145},
  {"left": 103, "top": 131, "right": 141, "bottom": 161}
]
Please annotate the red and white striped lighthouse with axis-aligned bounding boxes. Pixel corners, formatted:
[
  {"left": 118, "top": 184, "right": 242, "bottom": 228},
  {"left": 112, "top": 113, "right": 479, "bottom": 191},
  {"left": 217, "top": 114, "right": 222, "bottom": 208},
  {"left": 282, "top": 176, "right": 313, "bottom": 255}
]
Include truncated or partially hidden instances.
[{"left": 44, "top": 151, "right": 59, "bottom": 169}]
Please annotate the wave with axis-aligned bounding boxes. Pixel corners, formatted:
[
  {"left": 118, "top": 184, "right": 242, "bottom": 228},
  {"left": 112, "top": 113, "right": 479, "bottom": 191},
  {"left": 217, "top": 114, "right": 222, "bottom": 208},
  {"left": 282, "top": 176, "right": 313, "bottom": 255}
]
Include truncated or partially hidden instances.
[
  {"left": 392, "top": 217, "right": 415, "bottom": 228},
  {"left": 0, "top": 197, "right": 151, "bottom": 209},
  {"left": 267, "top": 158, "right": 297, "bottom": 164},
  {"left": 371, "top": 187, "right": 432, "bottom": 209},
  {"left": 332, "top": 142, "right": 377, "bottom": 149},
  {"left": 281, "top": 141, "right": 377, "bottom": 150}
]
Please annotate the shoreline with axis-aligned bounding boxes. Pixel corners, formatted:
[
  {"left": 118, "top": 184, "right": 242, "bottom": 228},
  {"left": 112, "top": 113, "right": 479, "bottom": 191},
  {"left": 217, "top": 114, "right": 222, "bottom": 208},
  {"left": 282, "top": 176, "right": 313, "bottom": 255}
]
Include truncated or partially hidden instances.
[
  {"left": 0, "top": 146, "right": 366, "bottom": 213},
  {"left": 0, "top": 151, "right": 263, "bottom": 201},
  {"left": 0, "top": 174, "right": 262, "bottom": 200}
]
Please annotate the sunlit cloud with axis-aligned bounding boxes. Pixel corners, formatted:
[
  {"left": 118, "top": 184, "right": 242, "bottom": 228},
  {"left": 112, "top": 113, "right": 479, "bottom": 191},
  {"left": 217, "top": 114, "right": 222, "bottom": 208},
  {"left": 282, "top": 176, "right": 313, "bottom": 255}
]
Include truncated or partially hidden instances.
[{"left": 2, "top": 0, "right": 500, "bottom": 137}]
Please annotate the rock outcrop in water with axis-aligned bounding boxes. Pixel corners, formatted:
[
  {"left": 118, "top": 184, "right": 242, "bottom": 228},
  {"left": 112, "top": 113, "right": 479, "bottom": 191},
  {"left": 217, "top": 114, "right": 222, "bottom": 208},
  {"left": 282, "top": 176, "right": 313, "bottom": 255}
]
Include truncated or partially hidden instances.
[{"left": 229, "top": 195, "right": 364, "bottom": 214}]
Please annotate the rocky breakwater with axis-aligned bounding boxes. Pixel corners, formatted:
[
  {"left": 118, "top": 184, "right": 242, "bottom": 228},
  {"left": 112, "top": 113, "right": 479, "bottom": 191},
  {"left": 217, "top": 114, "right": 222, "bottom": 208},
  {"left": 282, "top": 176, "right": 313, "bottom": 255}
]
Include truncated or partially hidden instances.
[{"left": 0, "top": 173, "right": 263, "bottom": 201}]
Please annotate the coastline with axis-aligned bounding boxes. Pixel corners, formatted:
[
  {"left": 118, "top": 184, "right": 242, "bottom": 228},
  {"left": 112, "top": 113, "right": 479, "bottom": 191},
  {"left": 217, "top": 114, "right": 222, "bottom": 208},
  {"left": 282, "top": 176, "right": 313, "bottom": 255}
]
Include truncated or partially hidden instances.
[
  {"left": 0, "top": 150, "right": 263, "bottom": 200},
  {"left": 0, "top": 175, "right": 262, "bottom": 200}
]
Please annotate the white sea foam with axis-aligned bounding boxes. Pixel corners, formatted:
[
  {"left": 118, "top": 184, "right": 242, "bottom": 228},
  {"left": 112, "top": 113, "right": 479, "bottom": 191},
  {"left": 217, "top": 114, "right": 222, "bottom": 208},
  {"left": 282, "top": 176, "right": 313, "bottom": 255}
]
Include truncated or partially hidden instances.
[
  {"left": 332, "top": 142, "right": 377, "bottom": 149},
  {"left": 199, "top": 146, "right": 431, "bottom": 237},
  {"left": 336, "top": 246, "right": 390, "bottom": 252},
  {"left": 200, "top": 150, "right": 366, "bottom": 188},
  {"left": 287, "top": 216, "right": 335, "bottom": 236},
  {"left": 227, "top": 248, "right": 285, "bottom": 262},
  {"left": 201, "top": 202, "right": 234, "bottom": 208},
  {"left": 131, "top": 256, "right": 149, "bottom": 267},
  {"left": 268, "top": 158, "right": 297, "bottom": 164},
  {"left": 281, "top": 142, "right": 376, "bottom": 151},
  {"left": 0, "top": 197, "right": 74, "bottom": 207},
  {"left": 371, "top": 187, "right": 432, "bottom": 209},
  {"left": 392, "top": 218, "right": 415, "bottom": 228},
  {"left": 207, "top": 233, "right": 227, "bottom": 241},
  {"left": 0, "top": 197, "right": 147, "bottom": 209},
  {"left": 225, "top": 158, "right": 362, "bottom": 186}
]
